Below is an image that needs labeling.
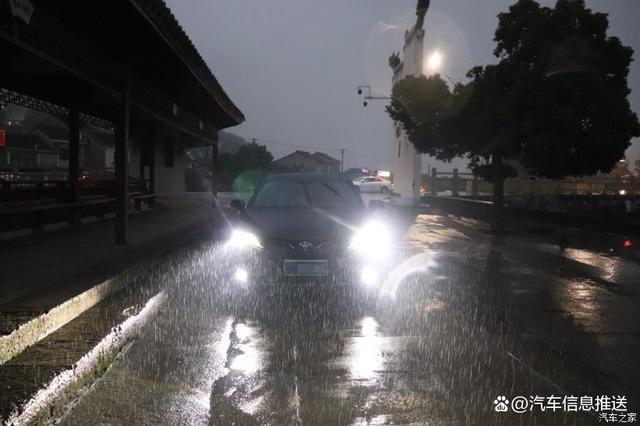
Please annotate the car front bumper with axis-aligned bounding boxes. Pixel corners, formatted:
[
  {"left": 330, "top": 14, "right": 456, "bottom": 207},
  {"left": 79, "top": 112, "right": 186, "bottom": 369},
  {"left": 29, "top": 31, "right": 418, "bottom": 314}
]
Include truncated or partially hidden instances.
[{"left": 225, "top": 244, "right": 387, "bottom": 288}]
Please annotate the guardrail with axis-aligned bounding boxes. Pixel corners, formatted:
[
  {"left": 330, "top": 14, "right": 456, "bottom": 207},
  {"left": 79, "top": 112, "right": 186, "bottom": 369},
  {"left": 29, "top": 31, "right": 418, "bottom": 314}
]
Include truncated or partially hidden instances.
[
  {"left": 422, "top": 195, "right": 640, "bottom": 238},
  {"left": 422, "top": 168, "right": 640, "bottom": 196}
]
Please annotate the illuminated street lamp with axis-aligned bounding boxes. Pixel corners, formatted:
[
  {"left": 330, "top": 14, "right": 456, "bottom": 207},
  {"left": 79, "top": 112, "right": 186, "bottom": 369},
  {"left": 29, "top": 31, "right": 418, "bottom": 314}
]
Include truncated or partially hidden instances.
[{"left": 425, "top": 50, "right": 443, "bottom": 74}]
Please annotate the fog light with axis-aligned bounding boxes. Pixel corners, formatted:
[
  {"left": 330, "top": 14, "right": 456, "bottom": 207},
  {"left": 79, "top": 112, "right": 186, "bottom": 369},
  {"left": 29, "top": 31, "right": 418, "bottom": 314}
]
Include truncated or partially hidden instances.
[
  {"left": 361, "top": 266, "right": 378, "bottom": 286},
  {"left": 235, "top": 268, "right": 248, "bottom": 283}
]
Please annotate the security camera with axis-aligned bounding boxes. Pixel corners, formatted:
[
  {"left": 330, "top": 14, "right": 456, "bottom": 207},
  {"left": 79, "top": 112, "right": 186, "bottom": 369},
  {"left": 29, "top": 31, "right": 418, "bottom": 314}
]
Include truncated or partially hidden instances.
[{"left": 357, "top": 88, "right": 362, "bottom": 95}]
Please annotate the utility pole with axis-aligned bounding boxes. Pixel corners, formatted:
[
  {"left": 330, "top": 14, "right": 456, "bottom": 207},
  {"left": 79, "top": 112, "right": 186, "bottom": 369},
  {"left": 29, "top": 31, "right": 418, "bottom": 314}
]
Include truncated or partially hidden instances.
[{"left": 340, "top": 149, "right": 345, "bottom": 173}]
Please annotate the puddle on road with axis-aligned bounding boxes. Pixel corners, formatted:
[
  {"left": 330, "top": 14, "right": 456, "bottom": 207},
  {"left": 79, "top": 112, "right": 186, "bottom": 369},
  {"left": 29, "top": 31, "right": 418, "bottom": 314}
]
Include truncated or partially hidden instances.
[{"left": 208, "top": 307, "right": 458, "bottom": 425}]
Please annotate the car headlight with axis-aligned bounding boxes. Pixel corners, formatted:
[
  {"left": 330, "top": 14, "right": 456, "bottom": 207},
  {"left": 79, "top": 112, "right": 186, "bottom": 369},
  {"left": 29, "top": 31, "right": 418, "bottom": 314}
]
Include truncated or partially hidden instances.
[
  {"left": 227, "top": 229, "right": 262, "bottom": 249},
  {"left": 349, "top": 220, "right": 391, "bottom": 260}
]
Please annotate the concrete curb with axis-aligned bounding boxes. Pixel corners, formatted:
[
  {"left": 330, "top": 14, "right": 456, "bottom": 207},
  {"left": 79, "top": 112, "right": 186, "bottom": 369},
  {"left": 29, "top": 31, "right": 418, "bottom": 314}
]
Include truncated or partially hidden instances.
[
  {"left": 4, "top": 290, "right": 167, "bottom": 425},
  {"left": 0, "top": 276, "right": 126, "bottom": 366},
  {"left": 0, "top": 216, "right": 211, "bottom": 366}
]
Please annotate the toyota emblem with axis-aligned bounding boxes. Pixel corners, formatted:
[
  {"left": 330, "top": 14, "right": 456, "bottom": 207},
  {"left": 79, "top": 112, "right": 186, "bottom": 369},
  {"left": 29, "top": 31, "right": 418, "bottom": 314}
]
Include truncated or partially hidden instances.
[{"left": 298, "top": 241, "right": 313, "bottom": 251}]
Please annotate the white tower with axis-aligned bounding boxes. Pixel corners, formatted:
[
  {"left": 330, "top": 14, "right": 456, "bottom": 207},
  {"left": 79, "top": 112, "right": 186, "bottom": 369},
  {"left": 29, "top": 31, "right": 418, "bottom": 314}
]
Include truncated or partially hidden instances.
[{"left": 389, "top": 1, "right": 429, "bottom": 205}]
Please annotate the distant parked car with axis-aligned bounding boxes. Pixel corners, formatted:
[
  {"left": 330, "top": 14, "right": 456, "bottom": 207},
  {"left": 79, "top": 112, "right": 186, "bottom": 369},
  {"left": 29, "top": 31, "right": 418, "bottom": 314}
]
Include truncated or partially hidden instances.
[{"left": 354, "top": 176, "right": 391, "bottom": 194}]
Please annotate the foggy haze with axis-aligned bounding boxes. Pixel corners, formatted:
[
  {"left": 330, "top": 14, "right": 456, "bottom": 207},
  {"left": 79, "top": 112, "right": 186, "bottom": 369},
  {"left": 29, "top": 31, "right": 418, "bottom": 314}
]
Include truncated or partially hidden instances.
[{"left": 166, "top": 0, "right": 640, "bottom": 172}]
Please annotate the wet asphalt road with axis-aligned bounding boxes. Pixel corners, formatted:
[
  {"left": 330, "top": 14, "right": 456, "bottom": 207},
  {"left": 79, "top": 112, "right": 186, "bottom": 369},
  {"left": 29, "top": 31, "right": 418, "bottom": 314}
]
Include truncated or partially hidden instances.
[{"left": 59, "top": 212, "right": 640, "bottom": 425}]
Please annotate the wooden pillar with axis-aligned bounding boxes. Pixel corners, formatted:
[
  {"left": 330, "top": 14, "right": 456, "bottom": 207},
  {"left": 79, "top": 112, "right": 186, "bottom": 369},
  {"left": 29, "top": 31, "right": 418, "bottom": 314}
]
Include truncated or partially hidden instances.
[
  {"left": 139, "top": 140, "right": 145, "bottom": 180},
  {"left": 115, "top": 75, "right": 131, "bottom": 244},
  {"left": 138, "top": 126, "right": 156, "bottom": 194},
  {"left": 211, "top": 141, "right": 218, "bottom": 196},
  {"left": 147, "top": 127, "right": 156, "bottom": 194},
  {"left": 149, "top": 136, "right": 156, "bottom": 194}
]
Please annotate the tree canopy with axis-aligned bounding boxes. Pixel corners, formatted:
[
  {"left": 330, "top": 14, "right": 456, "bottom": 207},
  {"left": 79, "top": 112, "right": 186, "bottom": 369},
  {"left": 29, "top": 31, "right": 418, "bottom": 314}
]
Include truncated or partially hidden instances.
[
  {"left": 386, "top": 0, "right": 640, "bottom": 231},
  {"left": 218, "top": 142, "right": 274, "bottom": 190},
  {"left": 386, "top": 74, "right": 457, "bottom": 160}
]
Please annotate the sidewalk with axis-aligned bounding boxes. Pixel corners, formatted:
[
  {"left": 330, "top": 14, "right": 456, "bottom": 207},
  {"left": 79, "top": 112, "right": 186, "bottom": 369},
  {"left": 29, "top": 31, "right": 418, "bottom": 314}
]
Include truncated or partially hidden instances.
[{"left": 0, "top": 193, "right": 215, "bottom": 333}]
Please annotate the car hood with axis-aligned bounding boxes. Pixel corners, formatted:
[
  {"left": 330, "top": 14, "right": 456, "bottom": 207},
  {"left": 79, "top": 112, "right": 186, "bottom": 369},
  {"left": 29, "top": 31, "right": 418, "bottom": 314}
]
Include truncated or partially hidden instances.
[{"left": 241, "top": 207, "right": 364, "bottom": 242}]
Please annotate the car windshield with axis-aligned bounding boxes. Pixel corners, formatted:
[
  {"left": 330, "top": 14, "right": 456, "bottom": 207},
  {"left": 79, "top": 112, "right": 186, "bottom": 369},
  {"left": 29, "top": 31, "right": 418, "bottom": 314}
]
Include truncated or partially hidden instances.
[{"left": 252, "top": 180, "right": 361, "bottom": 208}]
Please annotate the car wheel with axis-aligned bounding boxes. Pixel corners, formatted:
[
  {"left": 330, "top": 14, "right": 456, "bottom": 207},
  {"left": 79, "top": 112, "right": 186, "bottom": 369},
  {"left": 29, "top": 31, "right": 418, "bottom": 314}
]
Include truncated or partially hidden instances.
[{"left": 380, "top": 186, "right": 389, "bottom": 194}]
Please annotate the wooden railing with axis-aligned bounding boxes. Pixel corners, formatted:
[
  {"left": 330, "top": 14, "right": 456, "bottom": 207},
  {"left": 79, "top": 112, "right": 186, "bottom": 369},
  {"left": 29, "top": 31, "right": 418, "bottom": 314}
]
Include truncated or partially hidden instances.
[
  {"left": 0, "top": 170, "right": 151, "bottom": 204},
  {"left": 423, "top": 168, "right": 640, "bottom": 197}
]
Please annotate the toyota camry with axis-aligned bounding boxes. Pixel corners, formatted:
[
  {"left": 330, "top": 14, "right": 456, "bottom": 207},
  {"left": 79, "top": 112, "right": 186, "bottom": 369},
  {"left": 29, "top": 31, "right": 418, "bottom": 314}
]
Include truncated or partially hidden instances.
[{"left": 223, "top": 173, "right": 395, "bottom": 288}]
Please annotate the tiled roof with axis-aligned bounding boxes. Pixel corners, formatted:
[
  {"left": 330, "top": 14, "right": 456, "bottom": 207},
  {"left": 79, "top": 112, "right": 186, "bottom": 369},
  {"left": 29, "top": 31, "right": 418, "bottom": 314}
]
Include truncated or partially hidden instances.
[
  {"left": 275, "top": 150, "right": 339, "bottom": 165},
  {"left": 129, "top": 0, "right": 245, "bottom": 126},
  {"left": 311, "top": 152, "right": 340, "bottom": 165}
]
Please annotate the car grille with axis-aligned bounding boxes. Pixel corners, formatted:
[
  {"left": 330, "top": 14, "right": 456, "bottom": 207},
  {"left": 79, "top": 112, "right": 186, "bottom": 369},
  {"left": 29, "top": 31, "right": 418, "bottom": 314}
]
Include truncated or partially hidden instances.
[{"left": 261, "top": 238, "right": 348, "bottom": 260}]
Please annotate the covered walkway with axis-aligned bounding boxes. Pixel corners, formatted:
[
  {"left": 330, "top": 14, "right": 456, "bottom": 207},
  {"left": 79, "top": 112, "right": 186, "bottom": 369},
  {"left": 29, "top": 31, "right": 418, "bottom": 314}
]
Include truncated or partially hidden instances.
[{"left": 0, "top": 0, "right": 244, "bottom": 243}]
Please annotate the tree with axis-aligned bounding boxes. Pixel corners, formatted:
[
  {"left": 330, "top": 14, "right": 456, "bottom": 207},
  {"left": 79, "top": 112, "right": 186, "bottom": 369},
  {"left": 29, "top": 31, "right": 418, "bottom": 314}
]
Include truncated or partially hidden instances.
[
  {"left": 386, "top": 74, "right": 457, "bottom": 159},
  {"left": 218, "top": 130, "right": 247, "bottom": 154},
  {"left": 387, "top": 0, "right": 640, "bottom": 232},
  {"left": 218, "top": 142, "right": 273, "bottom": 190},
  {"left": 233, "top": 142, "right": 273, "bottom": 174}
]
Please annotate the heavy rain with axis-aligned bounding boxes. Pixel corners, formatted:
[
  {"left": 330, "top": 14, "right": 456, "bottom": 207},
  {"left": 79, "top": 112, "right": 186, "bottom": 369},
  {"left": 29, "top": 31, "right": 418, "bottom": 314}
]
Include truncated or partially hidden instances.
[
  {"left": 1, "top": 0, "right": 639, "bottom": 425},
  {"left": 52, "top": 204, "right": 640, "bottom": 425}
]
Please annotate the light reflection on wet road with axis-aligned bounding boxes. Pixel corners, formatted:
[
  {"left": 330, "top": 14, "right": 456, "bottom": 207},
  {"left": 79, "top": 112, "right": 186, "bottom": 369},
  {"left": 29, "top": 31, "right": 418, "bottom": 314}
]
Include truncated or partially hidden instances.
[{"left": 60, "top": 213, "right": 640, "bottom": 425}]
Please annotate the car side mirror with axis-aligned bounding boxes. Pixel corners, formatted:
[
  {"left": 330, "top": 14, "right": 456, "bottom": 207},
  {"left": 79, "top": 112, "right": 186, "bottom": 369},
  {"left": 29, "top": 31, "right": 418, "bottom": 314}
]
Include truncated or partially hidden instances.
[
  {"left": 230, "top": 199, "right": 246, "bottom": 211},
  {"left": 368, "top": 200, "right": 385, "bottom": 211}
]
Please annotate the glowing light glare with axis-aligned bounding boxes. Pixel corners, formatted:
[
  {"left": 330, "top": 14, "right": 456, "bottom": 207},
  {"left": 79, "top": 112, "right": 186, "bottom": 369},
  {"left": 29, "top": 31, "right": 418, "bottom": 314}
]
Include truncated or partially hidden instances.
[
  {"left": 227, "top": 229, "right": 261, "bottom": 249},
  {"left": 619, "top": 189, "right": 627, "bottom": 196},
  {"left": 624, "top": 240, "right": 632, "bottom": 248},
  {"left": 348, "top": 317, "right": 383, "bottom": 382},
  {"left": 361, "top": 266, "right": 379, "bottom": 286},
  {"left": 228, "top": 322, "right": 261, "bottom": 374},
  {"left": 235, "top": 268, "right": 248, "bottom": 283},
  {"left": 229, "top": 346, "right": 260, "bottom": 374},
  {"left": 379, "top": 252, "right": 433, "bottom": 299},
  {"left": 361, "top": 317, "right": 378, "bottom": 337},
  {"left": 350, "top": 220, "right": 391, "bottom": 260},
  {"left": 235, "top": 322, "right": 252, "bottom": 340},
  {"left": 426, "top": 51, "right": 443, "bottom": 72}
]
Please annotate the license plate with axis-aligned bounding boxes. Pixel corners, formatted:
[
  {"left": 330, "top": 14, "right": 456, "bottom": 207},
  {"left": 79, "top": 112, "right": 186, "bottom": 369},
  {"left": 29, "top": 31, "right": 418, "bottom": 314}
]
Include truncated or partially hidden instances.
[{"left": 283, "top": 260, "right": 329, "bottom": 276}]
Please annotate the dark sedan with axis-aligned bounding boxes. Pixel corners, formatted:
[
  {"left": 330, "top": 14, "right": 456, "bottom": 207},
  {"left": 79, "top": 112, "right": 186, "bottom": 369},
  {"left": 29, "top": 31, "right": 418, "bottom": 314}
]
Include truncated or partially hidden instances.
[{"left": 223, "top": 174, "right": 393, "bottom": 288}]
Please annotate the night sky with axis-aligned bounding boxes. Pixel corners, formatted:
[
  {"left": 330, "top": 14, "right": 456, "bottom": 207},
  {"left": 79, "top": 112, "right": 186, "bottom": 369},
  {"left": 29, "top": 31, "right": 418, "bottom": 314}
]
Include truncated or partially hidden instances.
[{"left": 166, "top": 0, "right": 640, "bottom": 172}]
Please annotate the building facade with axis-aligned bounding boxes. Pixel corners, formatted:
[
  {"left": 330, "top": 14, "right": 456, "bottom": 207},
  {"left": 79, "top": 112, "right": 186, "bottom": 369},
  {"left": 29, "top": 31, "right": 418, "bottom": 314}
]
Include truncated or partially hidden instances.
[{"left": 388, "top": 2, "right": 429, "bottom": 205}]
